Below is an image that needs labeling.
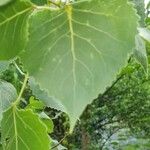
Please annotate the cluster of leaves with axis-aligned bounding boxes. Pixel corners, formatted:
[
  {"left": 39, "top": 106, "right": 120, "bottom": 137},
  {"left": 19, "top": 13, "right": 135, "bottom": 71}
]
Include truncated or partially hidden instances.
[
  {"left": 0, "top": 0, "right": 149, "bottom": 149},
  {"left": 0, "top": 0, "right": 139, "bottom": 125},
  {"left": 0, "top": 62, "right": 68, "bottom": 149}
]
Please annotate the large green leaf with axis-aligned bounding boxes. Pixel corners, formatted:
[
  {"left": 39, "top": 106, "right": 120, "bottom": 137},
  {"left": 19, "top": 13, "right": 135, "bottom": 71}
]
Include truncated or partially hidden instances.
[
  {"left": 20, "top": 0, "right": 138, "bottom": 128},
  {"left": 29, "top": 77, "right": 67, "bottom": 112},
  {"left": 0, "top": 0, "right": 33, "bottom": 60},
  {"left": 0, "top": 80, "right": 17, "bottom": 121},
  {"left": 1, "top": 106, "right": 50, "bottom": 150}
]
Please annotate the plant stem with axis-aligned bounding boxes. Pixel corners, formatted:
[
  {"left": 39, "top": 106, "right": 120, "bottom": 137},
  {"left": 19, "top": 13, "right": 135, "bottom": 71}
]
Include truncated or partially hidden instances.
[
  {"left": 14, "top": 73, "right": 29, "bottom": 105},
  {"left": 13, "top": 62, "right": 25, "bottom": 76}
]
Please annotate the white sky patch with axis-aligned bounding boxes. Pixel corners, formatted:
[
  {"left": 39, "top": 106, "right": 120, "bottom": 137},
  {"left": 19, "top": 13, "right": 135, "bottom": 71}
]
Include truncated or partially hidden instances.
[{"left": 145, "top": 0, "right": 150, "bottom": 6}]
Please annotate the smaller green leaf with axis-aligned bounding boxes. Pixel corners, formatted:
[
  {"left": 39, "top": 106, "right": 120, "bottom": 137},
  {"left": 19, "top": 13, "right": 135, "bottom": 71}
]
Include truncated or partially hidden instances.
[
  {"left": 134, "top": 34, "right": 148, "bottom": 74},
  {"left": 26, "top": 97, "right": 54, "bottom": 133},
  {"left": 26, "top": 96, "right": 45, "bottom": 111},
  {"left": 39, "top": 112, "right": 54, "bottom": 133},
  {"left": 0, "top": 80, "right": 17, "bottom": 121},
  {"left": 29, "top": 77, "right": 67, "bottom": 112},
  {"left": 2, "top": 106, "right": 50, "bottom": 150},
  {"left": 120, "top": 66, "right": 134, "bottom": 75}
]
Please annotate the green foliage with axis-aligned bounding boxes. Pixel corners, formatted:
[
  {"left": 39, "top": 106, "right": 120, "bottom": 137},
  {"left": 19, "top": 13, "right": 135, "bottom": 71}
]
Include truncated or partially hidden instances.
[
  {"left": 0, "top": 61, "right": 10, "bottom": 74},
  {"left": 1, "top": 0, "right": 138, "bottom": 129},
  {"left": 0, "top": 0, "right": 148, "bottom": 149},
  {"left": 65, "top": 59, "right": 150, "bottom": 149},
  {"left": 0, "top": 62, "right": 54, "bottom": 149},
  {"left": 134, "top": 35, "right": 148, "bottom": 73},
  {"left": 31, "top": 0, "right": 47, "bottom": 5},
  {"left": 29, "top": 78, "right": 66, "bottom": 112},
  {"left": 25, "top": 96, "right": 45, "bottom": 111},
  {"left": 0, "top": 0, "right": 33, "bottom": 60},
  {"left": 1, "top": 105, "right": 51, "bottom": 150},
  {"left": 39, "top": 112, "right": 54, "bottom": 134},
  {"left": 0, "top": 80, "right": 17, "bottom": 120}
]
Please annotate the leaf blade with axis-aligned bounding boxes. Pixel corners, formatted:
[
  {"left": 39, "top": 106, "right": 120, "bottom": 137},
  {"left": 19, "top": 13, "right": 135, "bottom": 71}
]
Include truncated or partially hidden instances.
[
  {"left": 0, "top": 80, "right": 17, "bottom": 121},
  {"left": 20, "top": 0, "right": 138, "bottom": 129},
  {"left": 0, "top": 0, "right": 33, "bottom": 60},
  {"left": 1, "top": 106, "right": 51, "bottom": 150}
]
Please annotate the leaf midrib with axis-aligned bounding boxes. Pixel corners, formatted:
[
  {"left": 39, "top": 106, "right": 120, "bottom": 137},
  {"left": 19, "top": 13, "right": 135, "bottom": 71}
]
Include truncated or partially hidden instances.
[
  {"left": 13, "top": 106, "right": 18, "bottom": 150},
  {"left": 66, "top": 5, "right": 77, "bottom": 100}
]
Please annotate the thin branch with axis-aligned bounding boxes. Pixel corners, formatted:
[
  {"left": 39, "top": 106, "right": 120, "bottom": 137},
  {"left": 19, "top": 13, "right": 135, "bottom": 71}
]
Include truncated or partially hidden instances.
[
  {"left": 100, "top": 74, "right": 125, "bottom": 99},
  {"left": 50, "top": 134, "right": 68, "bottom": 150},
  {"left": 100, "top": 128, "right": 120, "bottom": 150},
  {"left": 100, "top": 56, "right": 133, "bottom": 99},
  {"left": 13, "top": 62, "right": 25, "bottom": 76}
]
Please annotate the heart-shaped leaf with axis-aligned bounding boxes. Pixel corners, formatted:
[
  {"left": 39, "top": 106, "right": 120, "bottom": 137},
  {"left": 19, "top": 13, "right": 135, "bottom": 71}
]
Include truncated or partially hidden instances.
[{"left": 20, "top": 0, "right": 138, "bottom": 129}]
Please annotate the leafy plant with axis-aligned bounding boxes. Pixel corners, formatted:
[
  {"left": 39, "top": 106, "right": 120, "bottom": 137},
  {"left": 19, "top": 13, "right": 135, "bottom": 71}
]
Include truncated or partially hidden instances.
[{"left": 0, "top": 0, "right": 148, "bottom": 149}]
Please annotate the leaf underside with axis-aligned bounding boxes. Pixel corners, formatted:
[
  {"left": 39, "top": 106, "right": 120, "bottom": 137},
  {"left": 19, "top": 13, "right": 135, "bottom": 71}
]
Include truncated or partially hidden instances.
[
  {"left": 0, "top": 81, "right": 17, "bottom": 121},
  {"left": 0, "top": 61, "right": 10, "bottom": 73},
  {"left": 19, "top": 0, "right": 138, "bottom": 128}
]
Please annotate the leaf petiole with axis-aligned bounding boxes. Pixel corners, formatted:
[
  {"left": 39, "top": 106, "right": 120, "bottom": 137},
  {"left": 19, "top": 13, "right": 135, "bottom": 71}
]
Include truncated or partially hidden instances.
[
  {"left": 13, "top": 61, "right": 25, "bottom": 76},
  {"left": 13, "top": 73, "right": 29, "bottom": 106}
]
